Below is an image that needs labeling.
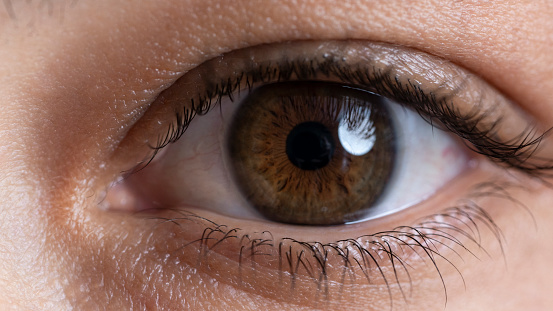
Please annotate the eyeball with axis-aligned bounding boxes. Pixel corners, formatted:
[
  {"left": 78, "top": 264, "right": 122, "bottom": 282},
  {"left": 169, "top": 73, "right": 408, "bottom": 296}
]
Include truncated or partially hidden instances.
[{"left": 226, "top": 81, "right": 468, "bottom": 225}]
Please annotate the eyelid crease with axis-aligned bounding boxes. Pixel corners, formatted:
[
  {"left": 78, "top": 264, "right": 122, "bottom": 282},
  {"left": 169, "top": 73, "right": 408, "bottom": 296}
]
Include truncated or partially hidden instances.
[{"left": 122, "top": 40, "right": 553, "bottom": 178}]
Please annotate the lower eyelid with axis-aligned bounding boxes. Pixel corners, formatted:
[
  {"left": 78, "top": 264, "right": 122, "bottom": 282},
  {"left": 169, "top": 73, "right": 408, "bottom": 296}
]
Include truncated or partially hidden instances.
[{"left": 129, "top": 164, "right": 522, "bottom": 308}]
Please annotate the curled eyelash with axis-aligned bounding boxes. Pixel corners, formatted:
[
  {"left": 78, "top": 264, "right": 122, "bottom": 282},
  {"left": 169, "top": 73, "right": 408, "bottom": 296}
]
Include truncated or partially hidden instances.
[
  {"left": 382, "top": 77, "right": 553, "bottom": 177},
  {"left": 140, "top": 53, "right": 553, "bottom": 178},
  {"left": 143, "top": 182, "right": 521, "bottom": 309}
]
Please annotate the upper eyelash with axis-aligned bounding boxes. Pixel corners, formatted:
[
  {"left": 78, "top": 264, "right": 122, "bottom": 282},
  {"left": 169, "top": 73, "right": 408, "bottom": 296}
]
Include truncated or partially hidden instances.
[
  {"left": 142, "top": 53, "right": 553, "bottom": 177},
  {"left": 372, "top": 71, "right": 553, "bottom": 176}
]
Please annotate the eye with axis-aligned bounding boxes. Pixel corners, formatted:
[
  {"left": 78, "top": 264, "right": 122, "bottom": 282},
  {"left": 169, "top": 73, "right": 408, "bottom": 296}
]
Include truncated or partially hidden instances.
[
  {"left": 121, "top": 80, "right": 468, "bottom": 226},
  {"left": 104, "top": 40, "right": 550, "bottom": 307},
  {"left": 227, "top": 81, "right": 467, "bottom": 225}
]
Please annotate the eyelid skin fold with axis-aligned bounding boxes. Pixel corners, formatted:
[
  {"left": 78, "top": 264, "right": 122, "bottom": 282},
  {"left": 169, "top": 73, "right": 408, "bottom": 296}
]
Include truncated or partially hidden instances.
[{"left": 118, "top": 40, "right": 552, "bottom": 177}]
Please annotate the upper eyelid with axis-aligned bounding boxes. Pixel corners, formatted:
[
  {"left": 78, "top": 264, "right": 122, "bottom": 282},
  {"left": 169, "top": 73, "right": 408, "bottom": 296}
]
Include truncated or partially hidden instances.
[
  {"left": 119, "top": 40, "right": 552, "bottom": 177},
  {"left": 154, "top": 40, "right": 494, "bottom": 125},
  {"left": 162, "top": 41, "right": 472, "bottom": 108}
]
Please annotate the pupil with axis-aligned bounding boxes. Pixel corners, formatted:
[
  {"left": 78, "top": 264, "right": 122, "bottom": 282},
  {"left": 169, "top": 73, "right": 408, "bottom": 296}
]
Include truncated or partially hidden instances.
[{"left": 286, "top": 121, "right": 335, "bottom": 170}]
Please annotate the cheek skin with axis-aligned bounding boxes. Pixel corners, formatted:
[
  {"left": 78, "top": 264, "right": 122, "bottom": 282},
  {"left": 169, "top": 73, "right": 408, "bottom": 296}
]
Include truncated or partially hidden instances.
[{"left": 0, "top": 0, "right": 552, "bottom": 310}]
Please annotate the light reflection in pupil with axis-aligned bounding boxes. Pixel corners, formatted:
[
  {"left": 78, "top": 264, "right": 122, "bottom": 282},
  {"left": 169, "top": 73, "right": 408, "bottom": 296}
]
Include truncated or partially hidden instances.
[{"left": 286, "top": 121, "right": 335, "bottom": 170}]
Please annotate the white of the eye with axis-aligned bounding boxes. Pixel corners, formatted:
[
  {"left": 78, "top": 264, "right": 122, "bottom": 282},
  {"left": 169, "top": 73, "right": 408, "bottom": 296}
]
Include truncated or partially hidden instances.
[
  {"left": 338, "top": 109, "right": 376, "bottom": 156},
  {"left": 346, "top": 98, "right": 468, "bottom": 224},
  {"left": 159, "top": 93, "right": 468, "bottom": 223}
]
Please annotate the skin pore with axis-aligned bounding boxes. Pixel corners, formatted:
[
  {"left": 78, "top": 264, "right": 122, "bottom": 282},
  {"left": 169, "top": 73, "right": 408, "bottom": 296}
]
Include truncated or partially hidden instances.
[{"left": 1, "top": 0, "right": 553, "bottom": 310}]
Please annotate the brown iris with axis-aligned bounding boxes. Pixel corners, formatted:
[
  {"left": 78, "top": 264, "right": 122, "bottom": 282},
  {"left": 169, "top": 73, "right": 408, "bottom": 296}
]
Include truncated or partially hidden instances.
[{"left": 228, "top": 82, "right": 395, "bottom": 225}]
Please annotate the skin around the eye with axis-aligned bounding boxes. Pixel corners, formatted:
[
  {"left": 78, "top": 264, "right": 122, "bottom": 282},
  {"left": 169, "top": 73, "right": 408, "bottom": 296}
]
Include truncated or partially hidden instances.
[{"left": 1, "top": 0, "right": 553, "bottom": 311}]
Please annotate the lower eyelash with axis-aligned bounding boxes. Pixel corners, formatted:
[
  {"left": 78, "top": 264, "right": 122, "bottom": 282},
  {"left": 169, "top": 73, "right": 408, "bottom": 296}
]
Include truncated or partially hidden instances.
[{"left": 142, "top": 180, "right": 526, "bottom": 308}]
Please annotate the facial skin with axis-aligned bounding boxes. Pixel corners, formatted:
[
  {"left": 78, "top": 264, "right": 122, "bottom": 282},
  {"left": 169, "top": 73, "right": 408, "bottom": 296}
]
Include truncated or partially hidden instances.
[{"left": 1, "top": 0, "right": 553, "bottom": 310}]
